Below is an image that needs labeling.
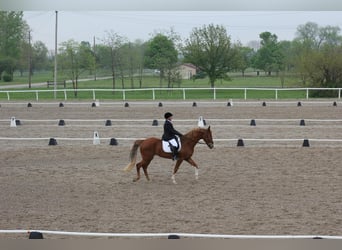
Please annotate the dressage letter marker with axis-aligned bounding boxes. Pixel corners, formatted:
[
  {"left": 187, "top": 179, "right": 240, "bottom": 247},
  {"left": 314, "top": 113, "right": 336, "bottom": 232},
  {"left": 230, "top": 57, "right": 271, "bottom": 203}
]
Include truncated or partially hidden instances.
[
  {"left": 10, "top": 117, "right": 16, "bottom": 127},
  {"left": 198, "top": 116, "right": 205, "bottom": 127},
  {"left": 93, "top": 131, "right": 100, "bottom": 145}
]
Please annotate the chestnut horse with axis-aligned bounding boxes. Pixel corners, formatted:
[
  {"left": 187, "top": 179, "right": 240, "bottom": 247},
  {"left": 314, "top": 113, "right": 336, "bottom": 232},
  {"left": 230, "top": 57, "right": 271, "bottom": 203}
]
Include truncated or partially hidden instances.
[{"left": 123, "top": 126, "right": 214, "bottom": 184}]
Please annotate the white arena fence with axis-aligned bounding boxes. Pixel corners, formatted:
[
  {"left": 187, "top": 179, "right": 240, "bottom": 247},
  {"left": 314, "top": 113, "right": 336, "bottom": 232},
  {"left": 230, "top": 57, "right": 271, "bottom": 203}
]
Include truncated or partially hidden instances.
[
  {"left": 1, "top": 229, "right": 342, "bottom": 239},
  {"left": 0, "top": 100, "right": 340, "bottom": 108},
  {"left": 0, "top": 87, "right": 341, "bottom": 101}
]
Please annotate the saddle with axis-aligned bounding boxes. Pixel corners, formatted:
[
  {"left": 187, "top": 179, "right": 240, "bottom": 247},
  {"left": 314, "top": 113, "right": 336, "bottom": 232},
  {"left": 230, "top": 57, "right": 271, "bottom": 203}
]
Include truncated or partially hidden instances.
[{"left": 162, "top": 136, "right": 181, "bottom": 153}]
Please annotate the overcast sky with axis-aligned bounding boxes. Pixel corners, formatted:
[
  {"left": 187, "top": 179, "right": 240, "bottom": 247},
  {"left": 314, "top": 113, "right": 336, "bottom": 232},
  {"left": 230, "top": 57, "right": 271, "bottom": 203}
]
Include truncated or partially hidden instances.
[{"left": 23, "top": 11, "right": 342, "bottom": 50}]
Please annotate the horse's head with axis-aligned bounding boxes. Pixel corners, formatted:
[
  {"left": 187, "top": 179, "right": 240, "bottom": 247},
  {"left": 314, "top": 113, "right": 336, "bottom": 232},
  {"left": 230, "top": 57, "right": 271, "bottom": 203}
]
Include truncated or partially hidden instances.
[{"left": 201, "top": 126, "right": 214, "bottom": 149}]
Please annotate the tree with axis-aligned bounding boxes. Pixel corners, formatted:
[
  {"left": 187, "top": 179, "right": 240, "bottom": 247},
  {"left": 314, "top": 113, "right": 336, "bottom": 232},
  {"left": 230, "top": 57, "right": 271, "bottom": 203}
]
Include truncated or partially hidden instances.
[
  {"left": 232, "top": 43, "right": 255, "bottom": 77},
  {"left": 0, "top": 11, "right": 26, "bottom": 80},
  {"left": 144, "top": 34, "right": 178, "bottom": 88},
  {"left": 102, "top": 31, "right": 127, "bottom": 90},
  {"left": 119, "top": 40, "right": 146, "bottom": 88},
  {"left": 252, "top": 32, "right": 283, "bottom": 76},
  {"left": 59, "top": 39, "right": 93, "bottom": 96},
  {"left": 293, "top": 22, "right": 342, "bottom": 89},
  {"left": 183, "top": 24, "right": 234, "bottom": 88},
  {"left": 31, "top": 41, "right": 49, "bottom": 72},
  {"left": 133, "top": 39, "right": 147, "bottom": 88},
  {"left": 296, "top": 22, "right": 342, "bottom": 49}
]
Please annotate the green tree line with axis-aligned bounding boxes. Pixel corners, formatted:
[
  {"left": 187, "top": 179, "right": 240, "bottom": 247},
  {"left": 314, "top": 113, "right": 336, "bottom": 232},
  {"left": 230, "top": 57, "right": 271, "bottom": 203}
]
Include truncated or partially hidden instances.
[{"left": 1, "top": 11, "right": 342, "bottom": 95}]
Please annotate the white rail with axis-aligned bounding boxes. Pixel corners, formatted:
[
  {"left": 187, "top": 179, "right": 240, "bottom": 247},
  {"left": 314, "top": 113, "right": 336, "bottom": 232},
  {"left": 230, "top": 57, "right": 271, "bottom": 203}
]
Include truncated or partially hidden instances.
[{"left": 1, "top": 229, "right": 342, "bottom": 239}]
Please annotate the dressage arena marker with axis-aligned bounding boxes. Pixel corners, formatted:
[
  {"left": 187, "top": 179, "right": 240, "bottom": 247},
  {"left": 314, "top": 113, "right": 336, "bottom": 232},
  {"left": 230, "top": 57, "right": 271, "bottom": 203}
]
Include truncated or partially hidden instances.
[
  {"left": 152, "top": 119, "right": 158, "bottom": 126},
  {"left": 58, "top": 119, "right": 65, "bottom": 126},
  {"left": 105, "top": 119, "right": 112, "bottom": 126},
  {"left": 303, "top": 139, "right": 310, "bottom": 147},
  {"left": 237, "top": 139, "right": 244, "bottom": 147},
  {"left": 198, "top": 116, "right": 205, "bottom": 127},
  {"left": 10, "top": 117, "right": 16, "bottom": 127},
  {"left": 59, "top": 102, "right": 64, "bottom": 107},
  {"left": 1, "top": 230, "right": 342, "bottom": 239},
  {"left": 48, "top": 138, "right": 57, "bottom": 146},
  {"left": 109, "top": 138, "right": 118, "bottom": 146},
  {"left": 250, "top": 119, "right": 256, "bottom": 126},
  {"left": 93, "top": 131, "right": 100, "bottom": 145}
]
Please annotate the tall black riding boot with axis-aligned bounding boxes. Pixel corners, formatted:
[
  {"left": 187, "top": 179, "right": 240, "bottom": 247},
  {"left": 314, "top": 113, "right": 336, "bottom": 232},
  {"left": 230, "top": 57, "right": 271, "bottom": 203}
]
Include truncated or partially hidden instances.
[{"left": 170, "top": 145, "right": 178, "bottom": 161}]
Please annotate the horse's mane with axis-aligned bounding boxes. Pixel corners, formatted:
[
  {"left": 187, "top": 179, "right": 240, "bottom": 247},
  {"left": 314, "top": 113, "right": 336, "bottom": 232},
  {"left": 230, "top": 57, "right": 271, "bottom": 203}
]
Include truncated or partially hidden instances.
[{"left": 184, "top": 127, "right": 204, "bottom": 137}]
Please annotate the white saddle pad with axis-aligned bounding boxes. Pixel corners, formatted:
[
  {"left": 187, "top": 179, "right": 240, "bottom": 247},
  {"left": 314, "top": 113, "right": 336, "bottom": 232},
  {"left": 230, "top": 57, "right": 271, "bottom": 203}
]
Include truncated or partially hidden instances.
[{"left": 162, "top": 137, "right": 181, "bottom": 153}]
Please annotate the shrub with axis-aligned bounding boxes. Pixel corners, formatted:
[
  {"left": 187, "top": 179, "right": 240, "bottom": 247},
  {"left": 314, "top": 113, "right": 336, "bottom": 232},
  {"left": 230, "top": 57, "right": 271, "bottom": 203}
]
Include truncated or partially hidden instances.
[{"left": 2, "top": 72, "right": 13, "bottom": 82}]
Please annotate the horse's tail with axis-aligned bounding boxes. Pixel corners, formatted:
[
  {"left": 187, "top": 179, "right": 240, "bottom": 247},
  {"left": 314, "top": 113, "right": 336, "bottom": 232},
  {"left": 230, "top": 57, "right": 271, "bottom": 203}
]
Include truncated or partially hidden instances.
[{"left": 123, "top": 140, "right": 144, "bottom": 172}]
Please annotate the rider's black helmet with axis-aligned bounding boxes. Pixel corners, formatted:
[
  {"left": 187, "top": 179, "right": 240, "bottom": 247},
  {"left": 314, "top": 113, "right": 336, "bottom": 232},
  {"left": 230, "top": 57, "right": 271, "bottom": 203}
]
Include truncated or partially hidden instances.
[{"left": 164, "top": 112, "right": 173, "bottom": 119}]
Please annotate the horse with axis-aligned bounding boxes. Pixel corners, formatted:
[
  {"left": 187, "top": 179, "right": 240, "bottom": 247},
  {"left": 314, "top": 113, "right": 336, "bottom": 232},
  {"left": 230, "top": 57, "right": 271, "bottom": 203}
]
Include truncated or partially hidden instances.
[{"left": 123, "top": 126, "right": 214, "bottom": 184}]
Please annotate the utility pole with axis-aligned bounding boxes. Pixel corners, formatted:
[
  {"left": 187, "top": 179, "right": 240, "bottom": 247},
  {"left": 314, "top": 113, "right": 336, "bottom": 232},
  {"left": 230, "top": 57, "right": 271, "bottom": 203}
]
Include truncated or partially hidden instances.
[
  {"left": 54, "top": 10, "right": 58, "bottom": 99},
  {"left": 93, "top": 36, "right": 97, "bottom": 81},
  {"left": 28, "top": 30, "right": 32, "bottom": 88}
]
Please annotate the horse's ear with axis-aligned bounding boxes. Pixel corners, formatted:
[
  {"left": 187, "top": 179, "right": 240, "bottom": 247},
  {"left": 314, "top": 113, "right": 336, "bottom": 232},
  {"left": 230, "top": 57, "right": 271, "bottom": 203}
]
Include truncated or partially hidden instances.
[{"left": 208, "top": 126, "right": 211, "bottom": 130}]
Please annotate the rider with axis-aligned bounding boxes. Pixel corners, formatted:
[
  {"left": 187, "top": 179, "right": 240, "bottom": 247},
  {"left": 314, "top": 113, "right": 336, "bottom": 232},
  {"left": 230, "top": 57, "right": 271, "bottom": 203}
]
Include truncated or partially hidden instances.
[{"left": 162, "top": 112, "right": 183, "bottom": 161}]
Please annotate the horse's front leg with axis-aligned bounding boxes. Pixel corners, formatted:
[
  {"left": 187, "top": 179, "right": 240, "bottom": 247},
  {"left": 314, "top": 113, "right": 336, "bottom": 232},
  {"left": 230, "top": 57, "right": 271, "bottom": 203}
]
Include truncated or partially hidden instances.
[
  {"left": 185, "top": 157, "right": 199, "bottom": 180},
  {"left": 171, "top": 160, "right": 183, "bottom": 184}
]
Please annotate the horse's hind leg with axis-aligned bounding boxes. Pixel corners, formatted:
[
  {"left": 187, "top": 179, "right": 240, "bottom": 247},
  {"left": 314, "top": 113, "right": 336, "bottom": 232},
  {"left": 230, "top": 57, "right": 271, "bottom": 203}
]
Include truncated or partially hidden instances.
[
  {"left": 142, "top": 166, "right": 150, "bottom": 181},
  {"left": 133, "top": 160, "right": 151, "bottom": 182},
  {"left": 141, "top": 158, "right": 152, "bottom": 181},
  {"left": 133, "top": 162, "right": 142, "bottom": 182},
  {"left": 171, "top": 160, "right": 183, "bottom": 184}
]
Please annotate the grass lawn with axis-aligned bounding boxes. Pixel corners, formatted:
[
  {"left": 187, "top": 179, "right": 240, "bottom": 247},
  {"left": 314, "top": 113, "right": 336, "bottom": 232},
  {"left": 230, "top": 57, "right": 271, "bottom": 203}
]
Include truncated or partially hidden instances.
[{"left": 0, "top": 70, "right": 327, "bottom": 101}]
